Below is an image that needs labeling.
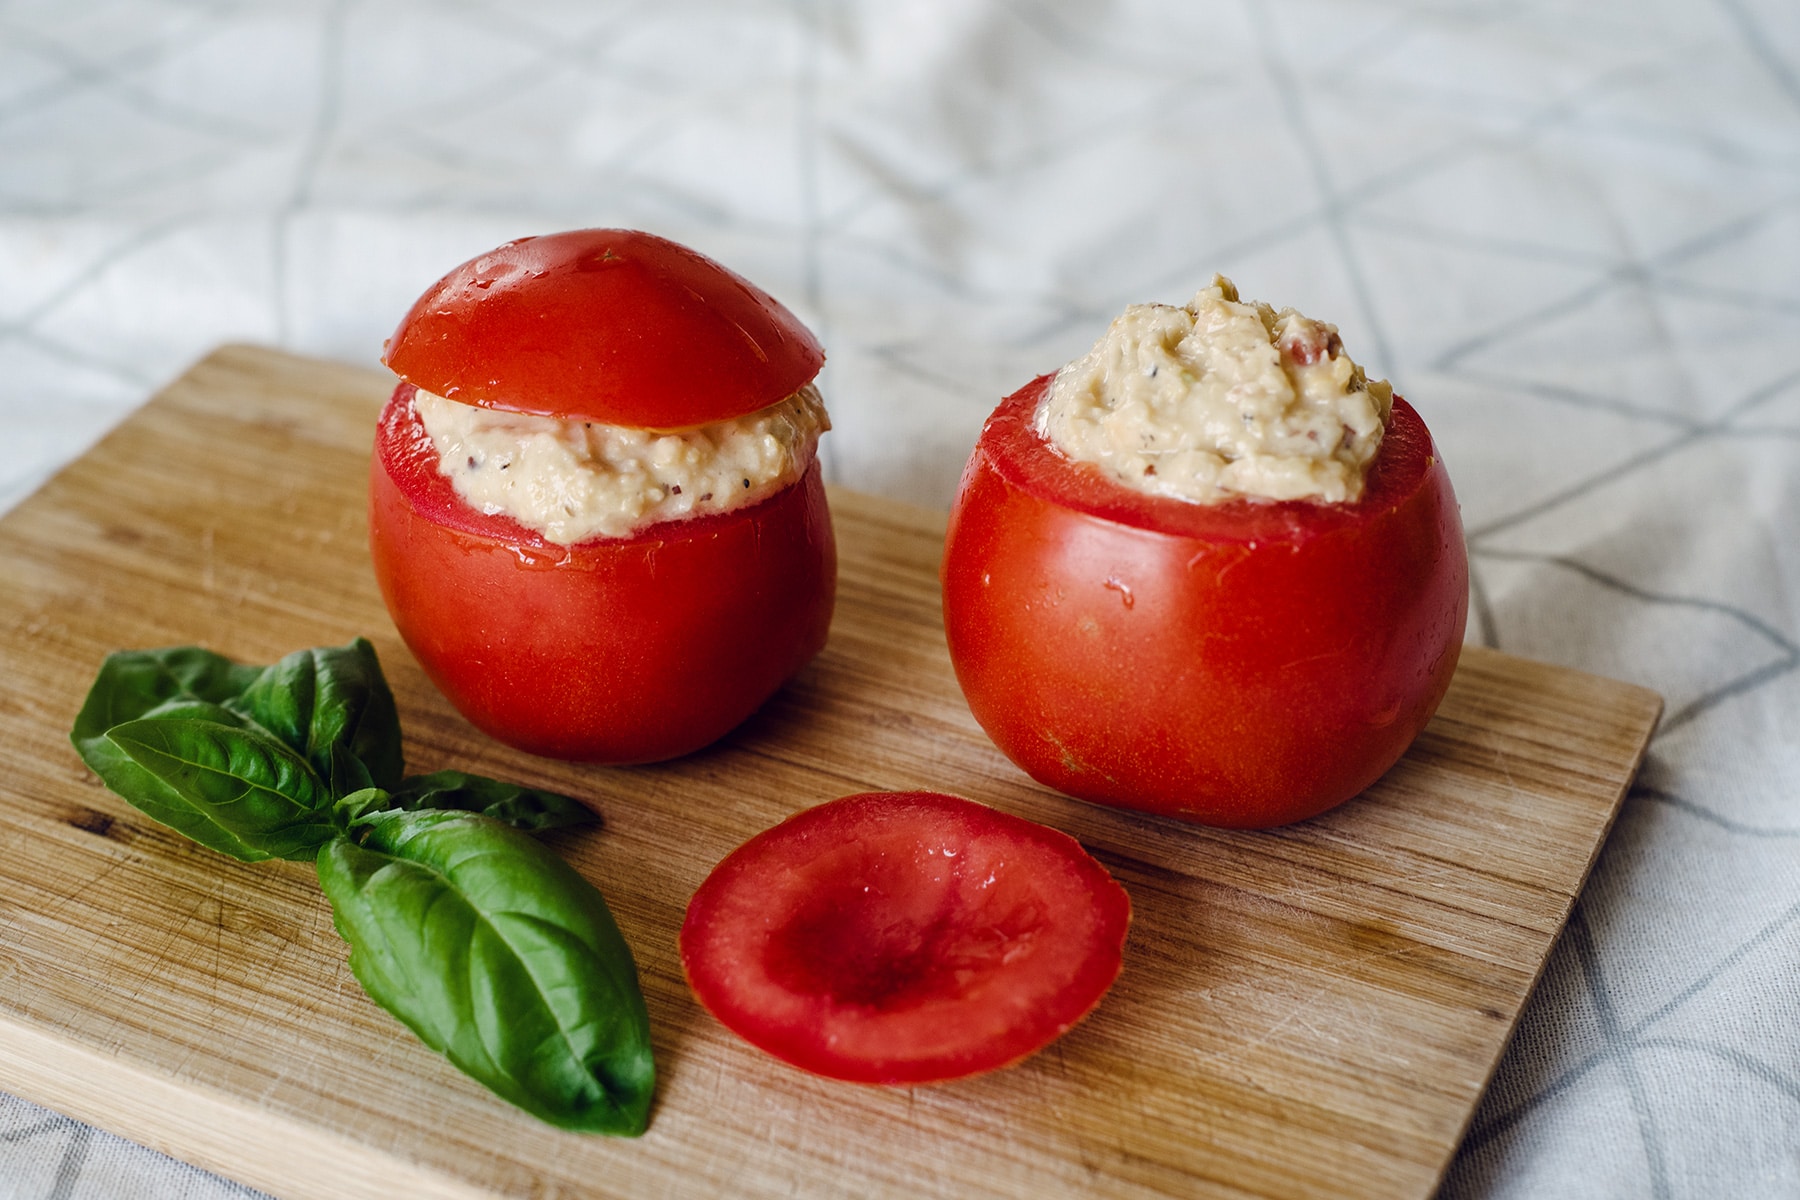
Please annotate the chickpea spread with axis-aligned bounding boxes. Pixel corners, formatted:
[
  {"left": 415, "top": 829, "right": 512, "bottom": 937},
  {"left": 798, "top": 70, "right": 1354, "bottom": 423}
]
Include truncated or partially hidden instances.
[
  {"left": 1036, "top": 276, "right": 1393, "bottom": 504},
  {"left": 414, "top": 384, "right": 830, "bottom": 544}
]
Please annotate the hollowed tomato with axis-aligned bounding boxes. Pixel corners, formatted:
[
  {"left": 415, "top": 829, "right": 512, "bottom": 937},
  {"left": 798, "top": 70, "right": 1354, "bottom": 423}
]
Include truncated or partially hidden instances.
[
  {"left": 369, "top": 384, "right": 835, "bottom": 762},
  {"left": 679, "top": 791, "right": 1131, "bottom": 1085},
  {"left": 941, "top": 376, "right": 1468, "bottom": 828},
  {"left": 369, "top": 229, "right": 835, "bottom": 763}
]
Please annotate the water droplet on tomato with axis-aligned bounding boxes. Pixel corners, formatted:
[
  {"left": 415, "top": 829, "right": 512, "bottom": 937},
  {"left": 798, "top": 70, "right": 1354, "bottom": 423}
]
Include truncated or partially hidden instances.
[{"left": 1103, "top": 577, "right": 1135, "bottom": 609}]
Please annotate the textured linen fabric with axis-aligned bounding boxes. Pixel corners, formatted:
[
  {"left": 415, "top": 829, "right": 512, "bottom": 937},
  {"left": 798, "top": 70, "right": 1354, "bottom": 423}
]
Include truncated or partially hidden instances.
[{"left": 2, "top": 1, "right": 1797, "bottom": 1197}]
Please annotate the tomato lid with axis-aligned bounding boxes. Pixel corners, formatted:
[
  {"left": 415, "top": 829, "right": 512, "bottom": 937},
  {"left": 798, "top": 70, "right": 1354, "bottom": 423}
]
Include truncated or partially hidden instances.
[
  {"left": 382, "top": 229, "right": 824, "bottom": 429},
  {"left": 679, "top": 791, "right": 1131, "bottom": 1085}
]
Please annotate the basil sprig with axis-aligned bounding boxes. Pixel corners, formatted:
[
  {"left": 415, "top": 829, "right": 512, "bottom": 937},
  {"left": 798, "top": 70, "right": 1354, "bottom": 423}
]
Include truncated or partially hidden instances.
[
  {"left": 69, "top": 639, "right": 654, "bottom": 1136},
  {"left": 70, "top": 642, "right": 403, "bottom": 861}
]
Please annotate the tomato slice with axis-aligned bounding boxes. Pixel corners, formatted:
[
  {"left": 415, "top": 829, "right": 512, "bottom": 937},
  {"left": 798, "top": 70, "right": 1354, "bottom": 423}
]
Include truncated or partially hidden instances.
[
  {"left": 382, "top": 229, "right": 824, "bottom": 429},
  {"left": 680, "top": 791, "right": 1131, "bottom": 1085}
]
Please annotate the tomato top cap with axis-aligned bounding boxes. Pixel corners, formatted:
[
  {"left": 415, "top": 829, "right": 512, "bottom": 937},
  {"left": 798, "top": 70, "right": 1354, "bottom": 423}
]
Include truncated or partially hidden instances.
[{"left": 382, "top": 229, "right": 825, "bottom": 429}]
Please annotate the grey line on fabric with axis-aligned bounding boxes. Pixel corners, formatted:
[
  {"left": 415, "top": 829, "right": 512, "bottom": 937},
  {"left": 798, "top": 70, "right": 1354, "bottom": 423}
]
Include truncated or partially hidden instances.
[
  {"left": 45, "top": 1122, "right": 88, "bottom": 1200},
  {"left": 1715, "top": 0, "right": 1800, "bottom": 114},
  {"left": 1465, "top": 893, "right": 1800, "bottom": 1156},
  {"left": 1246, "top": 0, "right": 1399, "bottom": 381}
]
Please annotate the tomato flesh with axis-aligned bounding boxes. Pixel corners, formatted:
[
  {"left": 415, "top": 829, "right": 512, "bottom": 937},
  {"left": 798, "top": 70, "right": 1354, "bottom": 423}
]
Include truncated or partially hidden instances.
[
  {"left": 369, "top": 384, "right": 835, "bottom": 763},
  {"left": 382, "top": 228, "right": 824, "bottom": 429},
  {"left": 941, "top": 376, "right": 1468, "bottom": 828},
  {"left": 680, "top": 791, "right": 1131, "bottom": 1085}
]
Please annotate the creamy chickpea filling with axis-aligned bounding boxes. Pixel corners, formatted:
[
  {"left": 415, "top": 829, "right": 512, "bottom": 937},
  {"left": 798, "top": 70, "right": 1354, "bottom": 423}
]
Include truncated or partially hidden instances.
[
  {"left": 1036, "top": 276, "right": 1394, "bottom": 504},
  {"left": 413, "top": 384, "right": 829, "bottom": 543}
]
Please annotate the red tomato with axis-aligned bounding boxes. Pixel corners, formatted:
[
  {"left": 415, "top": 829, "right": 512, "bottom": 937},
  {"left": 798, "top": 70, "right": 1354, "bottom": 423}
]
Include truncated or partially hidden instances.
[
  {"left": 680, "top": 791, "right": 1131, "bottom": 1085},
  {"left": 382, "top": 228, "right": 824, "bottom": 429},
  {"left": 369, "top": 384, "right": 835, "bottom": 762},
  {"left": 941, "top": 377, "right": 1468, "bottom": 829}
]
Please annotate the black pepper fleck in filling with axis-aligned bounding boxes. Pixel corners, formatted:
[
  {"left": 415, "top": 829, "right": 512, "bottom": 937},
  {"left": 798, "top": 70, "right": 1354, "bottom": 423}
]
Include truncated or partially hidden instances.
[
  {"left": 670, "top": 485, "right": 682, "bottom": 495},
  {"left": 742, "top": 478, "right": 750, "bottom": 489},
  {"left": 467, "top": 456, "right": 477, "bottom": 469},
  {"left": 699, "top": 493, "right": 713, "bottom": 502}
]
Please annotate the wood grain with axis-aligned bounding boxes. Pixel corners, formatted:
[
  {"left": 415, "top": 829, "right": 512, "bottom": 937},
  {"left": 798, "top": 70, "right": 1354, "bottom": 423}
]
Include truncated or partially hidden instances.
[{"left": 0, "top": 346, "right": 1661, "bottom": 1199}]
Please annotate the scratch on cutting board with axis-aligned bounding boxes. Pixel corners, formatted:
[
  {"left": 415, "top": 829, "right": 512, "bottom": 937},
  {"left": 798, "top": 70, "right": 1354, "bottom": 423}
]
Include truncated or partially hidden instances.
[
  {"left": 205, "top": 888, "right": 229, "bottom": 1010},
  {"left": 1196, "top": 938, "right": 1424, "bottom": 1074},
  {"left": 1480, "top": 728, "right": 1522, "bottom": 794},
  {"left": 1266, "top": 857, "right": 1463, "bottom": 906},
  {"left": 36, "top": 852, "right": 130, "bottom": 925}
]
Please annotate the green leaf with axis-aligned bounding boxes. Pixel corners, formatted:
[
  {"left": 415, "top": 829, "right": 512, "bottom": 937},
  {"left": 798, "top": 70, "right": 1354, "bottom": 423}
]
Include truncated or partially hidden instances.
[
  {"left": 71, "top": 646, "right": 264, "bottom": 748},
  {"left": 333, "top": 786, "right": 394, "bottom": 828},
  {"left": 369, "top": 771, "right": 597, "bottom": 832},
  {"left": 100, "top": 719, "right": 338, "bottom": 862},
  {"left": 76, "top": 734, "right": 270, "bottom": 862},
  {"left": 316, "top": 812, "right": 654, "bottom": 1135},
  {"left": 229, "top": 639, "right": 404, "bottom": 792}
]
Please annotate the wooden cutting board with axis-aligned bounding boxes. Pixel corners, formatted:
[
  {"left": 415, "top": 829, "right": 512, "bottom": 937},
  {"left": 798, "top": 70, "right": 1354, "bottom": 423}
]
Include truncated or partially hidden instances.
[{"left": 0, "top": 345, "right": 1660, "bottom": 1199}]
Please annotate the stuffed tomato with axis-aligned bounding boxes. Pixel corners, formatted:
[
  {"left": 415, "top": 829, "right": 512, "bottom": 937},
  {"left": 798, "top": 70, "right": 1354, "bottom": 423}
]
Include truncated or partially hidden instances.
[
  {"left": 370, "top": 229, "right": 835, "bottom": 763},
  {"left": 941, "top": 279, "right": 1468, "bottom": 828}
]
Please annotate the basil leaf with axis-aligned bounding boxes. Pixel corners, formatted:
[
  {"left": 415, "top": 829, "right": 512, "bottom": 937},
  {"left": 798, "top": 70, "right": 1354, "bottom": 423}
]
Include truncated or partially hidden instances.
[
  {"left": 71, "top": 647, "right": 264, "bottom": 747},
  {"left": 378, "top": 771, "right": 596, "bottom": 832},
  {"left": 316, "top": 811, "right": 654, "bottom": 1135},
  {"left": 136, "top": 699, "right": 252, "bottom": 728},
  {"left": 100, "top": 719, "right": 338, "bottom": 862},
  {"left": 76, "top": 732, "right": 270, "bottom": 862},
  {"left": 333, "top": 776, "right": 593, "bottom": 832},
  {"left": 332, "top": 787, "right": 391, "bottom": 826},
  {"left": 228, "top": 639, "right": 404, "bottom": 792}
]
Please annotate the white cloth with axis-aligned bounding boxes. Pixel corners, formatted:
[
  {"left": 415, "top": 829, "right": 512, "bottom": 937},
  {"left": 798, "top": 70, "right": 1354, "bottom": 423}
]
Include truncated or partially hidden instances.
[{"left": 2, "top": 1, "right": 1796, "bottom": 1196}]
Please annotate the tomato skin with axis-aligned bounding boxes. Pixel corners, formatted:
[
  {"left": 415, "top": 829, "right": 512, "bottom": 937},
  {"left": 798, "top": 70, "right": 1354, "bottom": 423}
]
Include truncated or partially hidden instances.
[
  {"left": 680, "top": 791, "right": 1131, "bottom": 1086},
  {"left": 369, "top": 384, "right": 836, "bottom": 763},
  {"left": 381, "top": 229, "right": 824, "bottom": 429},
  {"left": 941, "top": 376, "right": 1468, "bottom": 828}
]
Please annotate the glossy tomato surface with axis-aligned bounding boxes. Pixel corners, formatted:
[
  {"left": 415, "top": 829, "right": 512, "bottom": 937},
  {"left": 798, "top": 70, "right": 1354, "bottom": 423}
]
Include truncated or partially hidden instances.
[
  {"left": 680, "top": 791, "right": 1131, "bottom": 1085},
  {"left": 369, "top": 384, "right": 835, "bottom": 763},
  {"left": 382, "top": 228, "right": 824, "bottom": 429},
  {"left": 941, "top": 377, "right": 1468, "bottom": 829}
]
